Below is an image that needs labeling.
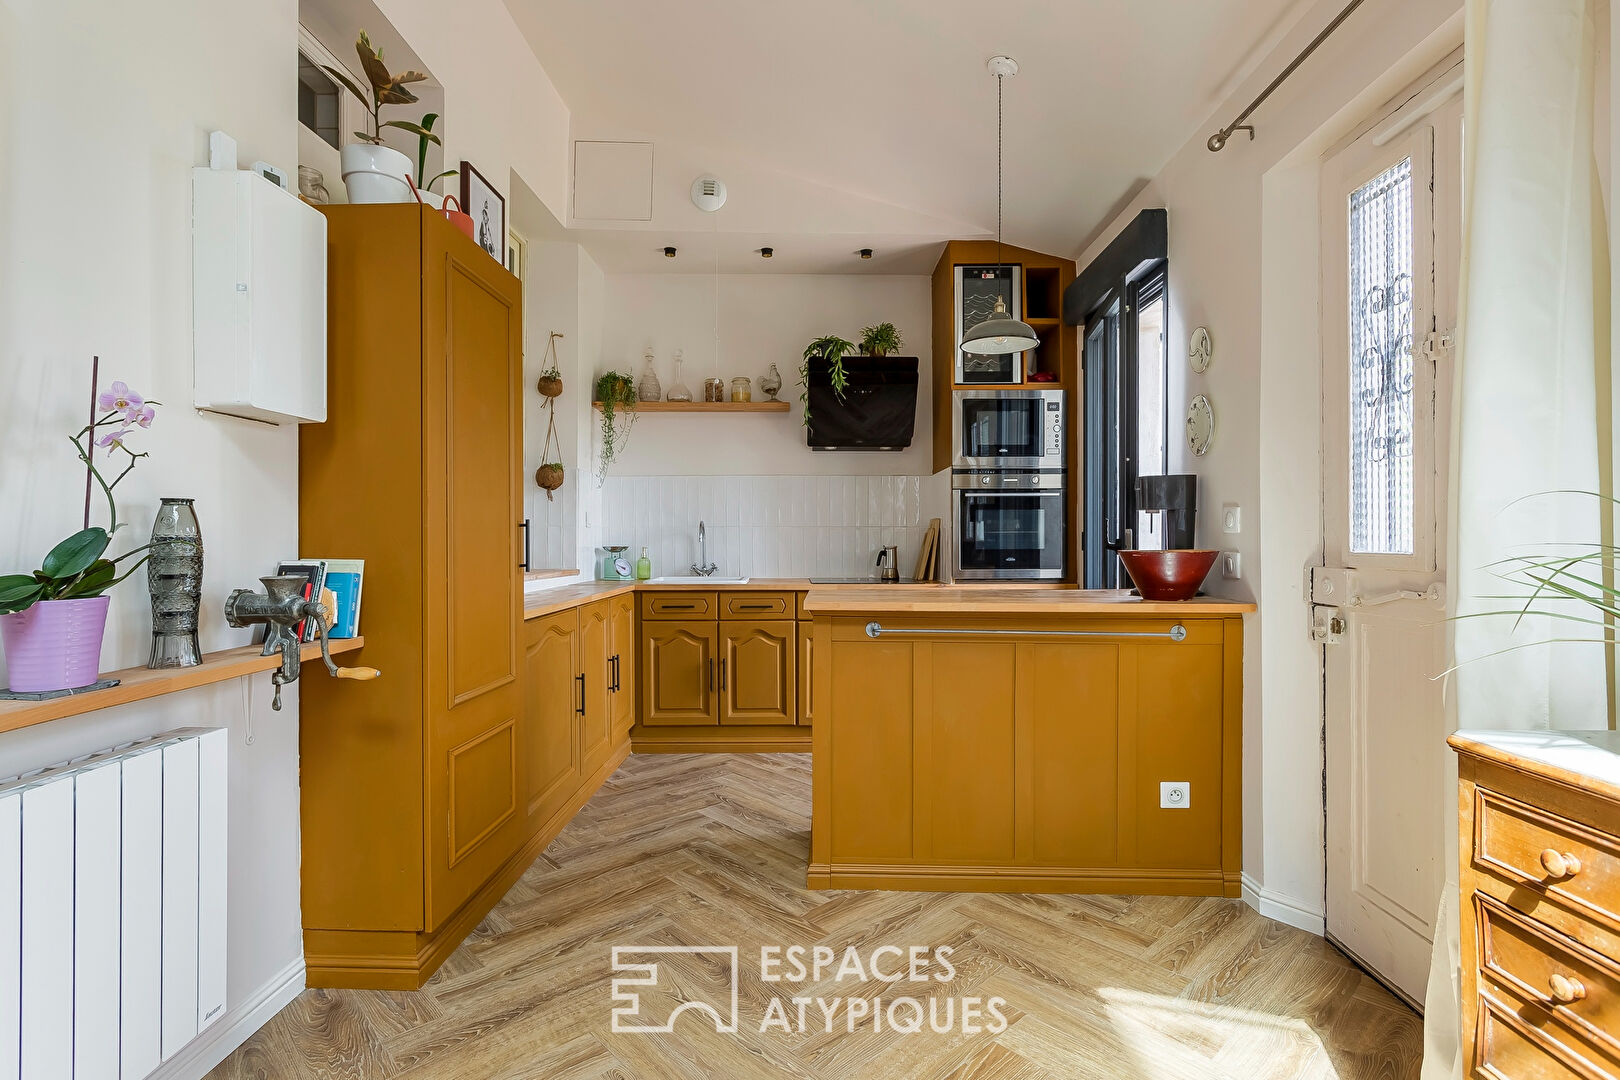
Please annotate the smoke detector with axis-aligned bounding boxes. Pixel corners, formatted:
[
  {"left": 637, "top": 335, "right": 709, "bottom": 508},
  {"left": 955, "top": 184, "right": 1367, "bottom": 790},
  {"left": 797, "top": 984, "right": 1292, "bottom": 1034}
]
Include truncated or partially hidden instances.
[{"left": 690, "top": 175, "right": 727, "bottom": 212}]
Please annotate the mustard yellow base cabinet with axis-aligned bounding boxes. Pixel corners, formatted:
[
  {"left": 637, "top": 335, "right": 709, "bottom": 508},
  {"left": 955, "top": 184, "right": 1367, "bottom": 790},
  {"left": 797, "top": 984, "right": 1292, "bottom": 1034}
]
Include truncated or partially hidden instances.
[
  {"left": 632, "top": 590, "right": 811, "bottom": 752},
  {"left": 808, "top": 612, "right": 1243, "bottom": 895}
]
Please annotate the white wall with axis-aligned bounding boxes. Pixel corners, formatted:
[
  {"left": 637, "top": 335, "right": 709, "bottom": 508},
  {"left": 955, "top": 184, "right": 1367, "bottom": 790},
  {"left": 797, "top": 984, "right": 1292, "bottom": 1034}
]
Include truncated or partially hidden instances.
[
  {"left": 599, "top": 272, "right": 934, "bottom": 477},
  {"left": 0, "top": 0, "right": 309, "bottom": 1070},
  {"left": 1077, "top": 0, "right": 1465, "bottom": 928}
]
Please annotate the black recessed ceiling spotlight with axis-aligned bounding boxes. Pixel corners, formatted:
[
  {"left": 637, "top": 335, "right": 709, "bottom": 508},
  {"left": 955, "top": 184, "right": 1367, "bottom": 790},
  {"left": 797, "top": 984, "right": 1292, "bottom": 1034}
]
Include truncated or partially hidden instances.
[
  {"left": 663, "top": 246, "right": 677, "bottom": 258},
  {"left": 859, "top": 248, "right": 874, "bottom": 260},
  {"left": 760, "top": 247, "right": 774, "bottom": 258}
]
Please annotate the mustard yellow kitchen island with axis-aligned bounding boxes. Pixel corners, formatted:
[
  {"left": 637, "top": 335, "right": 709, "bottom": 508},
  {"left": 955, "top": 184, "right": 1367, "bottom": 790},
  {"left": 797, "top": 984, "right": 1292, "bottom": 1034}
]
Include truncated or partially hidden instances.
[{"left": 803, "top": 588, "right": 1253, "bottom": 896}]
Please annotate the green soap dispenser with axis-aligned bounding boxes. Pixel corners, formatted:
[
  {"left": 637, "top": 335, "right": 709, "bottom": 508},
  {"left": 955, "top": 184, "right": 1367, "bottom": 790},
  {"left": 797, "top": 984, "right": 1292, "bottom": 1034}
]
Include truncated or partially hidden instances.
[{"left": 635, "top": 547, "right": 652, "bottom": 580}]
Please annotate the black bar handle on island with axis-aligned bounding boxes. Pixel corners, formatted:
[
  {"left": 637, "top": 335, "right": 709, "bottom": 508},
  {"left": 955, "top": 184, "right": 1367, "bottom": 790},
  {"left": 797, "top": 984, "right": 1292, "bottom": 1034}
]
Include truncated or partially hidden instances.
[{"left": 519, "top": 519, "right": 531, "bottom": 571}]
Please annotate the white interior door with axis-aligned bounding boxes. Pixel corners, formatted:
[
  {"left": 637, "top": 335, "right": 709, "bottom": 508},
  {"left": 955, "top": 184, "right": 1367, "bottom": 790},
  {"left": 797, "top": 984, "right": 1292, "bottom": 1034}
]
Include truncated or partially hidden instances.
[{"left": 1317, "top": 90, "right": 1460, "bottom": 1008}]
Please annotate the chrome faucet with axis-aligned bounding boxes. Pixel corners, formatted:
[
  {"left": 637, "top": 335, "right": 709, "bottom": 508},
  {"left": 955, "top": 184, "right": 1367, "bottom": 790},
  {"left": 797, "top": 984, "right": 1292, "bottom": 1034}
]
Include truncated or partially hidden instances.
[{"left": 691, "top": 520, "right": 718, "bottom": 577}]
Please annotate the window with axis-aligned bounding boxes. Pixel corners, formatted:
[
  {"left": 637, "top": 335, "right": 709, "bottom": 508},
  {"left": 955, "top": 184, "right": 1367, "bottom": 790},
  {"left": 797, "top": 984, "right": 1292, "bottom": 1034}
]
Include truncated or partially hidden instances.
[
  {"left": 1081, "top": 261, "right": 1169, "bottom": 586},
  {"left": 298, "top": 51, "right": 341, "bottom": 150},
  {"left": 1346, "top": 159, "right": 1415, "bottom": 555}
]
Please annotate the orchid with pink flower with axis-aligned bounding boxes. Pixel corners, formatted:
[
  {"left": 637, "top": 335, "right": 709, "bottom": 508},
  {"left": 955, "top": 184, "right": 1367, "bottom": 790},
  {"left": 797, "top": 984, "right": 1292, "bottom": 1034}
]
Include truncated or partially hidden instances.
[{"left": 71, "top": 377, "right": 162, "bottom": 535}]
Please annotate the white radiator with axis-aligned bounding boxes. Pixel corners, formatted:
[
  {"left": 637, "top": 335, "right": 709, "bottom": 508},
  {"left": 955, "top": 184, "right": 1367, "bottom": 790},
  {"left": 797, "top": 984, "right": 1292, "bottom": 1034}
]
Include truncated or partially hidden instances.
[{"left": 0, "top": 727, "right": 227, "bottom": 1080}]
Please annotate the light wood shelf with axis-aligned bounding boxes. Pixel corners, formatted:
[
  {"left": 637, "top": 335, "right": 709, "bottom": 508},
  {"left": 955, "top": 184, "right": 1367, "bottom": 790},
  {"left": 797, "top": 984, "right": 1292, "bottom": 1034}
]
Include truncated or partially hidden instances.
[
  {"left": 0, "top": 636, "right": 366, "bottom": 734},
  {"left": 592, "top": 400, "right": 790, "bottom": 414}
]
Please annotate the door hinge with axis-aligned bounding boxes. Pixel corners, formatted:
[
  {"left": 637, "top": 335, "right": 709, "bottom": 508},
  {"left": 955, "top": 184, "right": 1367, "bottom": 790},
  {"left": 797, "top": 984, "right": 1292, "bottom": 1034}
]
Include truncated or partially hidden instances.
[{"left": 1420, "top": 331, "right": 1454, "bottom": 359}]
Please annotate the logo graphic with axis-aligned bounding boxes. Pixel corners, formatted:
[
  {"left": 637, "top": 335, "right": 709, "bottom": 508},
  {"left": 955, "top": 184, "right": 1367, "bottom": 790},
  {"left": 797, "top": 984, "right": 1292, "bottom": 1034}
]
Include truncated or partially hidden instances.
[{"left": 610, "top": 946, "right": 739, "bottom": 1033}]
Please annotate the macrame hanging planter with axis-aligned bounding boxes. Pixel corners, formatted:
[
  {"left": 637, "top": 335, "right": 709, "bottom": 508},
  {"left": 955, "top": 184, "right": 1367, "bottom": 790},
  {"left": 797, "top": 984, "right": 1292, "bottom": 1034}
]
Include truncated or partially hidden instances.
[{"left": 535, "top": 331, "right": 566, "bottom": 500}]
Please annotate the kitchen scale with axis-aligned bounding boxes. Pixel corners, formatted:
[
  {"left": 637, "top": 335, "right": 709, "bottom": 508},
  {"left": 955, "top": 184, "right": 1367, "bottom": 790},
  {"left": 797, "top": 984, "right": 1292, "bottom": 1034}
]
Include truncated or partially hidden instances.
[{"left": 598, "top": 545, "right": 634, "bottom": 581}]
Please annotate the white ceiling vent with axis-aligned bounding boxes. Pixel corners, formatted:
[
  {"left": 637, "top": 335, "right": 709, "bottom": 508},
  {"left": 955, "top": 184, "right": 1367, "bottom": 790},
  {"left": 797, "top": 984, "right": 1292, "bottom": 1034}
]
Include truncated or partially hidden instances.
[{"left": 690, "top": 175, "right": 727, "bottom": 212}]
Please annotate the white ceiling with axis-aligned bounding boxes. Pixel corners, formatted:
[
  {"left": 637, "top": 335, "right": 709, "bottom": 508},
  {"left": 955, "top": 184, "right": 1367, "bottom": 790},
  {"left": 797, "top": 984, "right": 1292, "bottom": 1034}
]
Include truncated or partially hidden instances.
[{"left": 505, "top": 0, "right": 1307, "bottom": 273}]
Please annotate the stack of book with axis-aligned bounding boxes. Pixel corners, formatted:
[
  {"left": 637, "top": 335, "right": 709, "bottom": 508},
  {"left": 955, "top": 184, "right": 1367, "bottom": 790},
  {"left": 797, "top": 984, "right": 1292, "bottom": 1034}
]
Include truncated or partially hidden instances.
[{"left": 276, "top": 559, "right": 365, "bottom": 640}]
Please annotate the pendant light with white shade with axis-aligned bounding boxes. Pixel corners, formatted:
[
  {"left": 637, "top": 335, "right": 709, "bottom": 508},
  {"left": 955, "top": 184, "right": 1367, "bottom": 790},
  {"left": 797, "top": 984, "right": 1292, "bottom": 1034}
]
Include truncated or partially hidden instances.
[{"left": 961, "top": 55, "right": 1040, "bottom": 357}]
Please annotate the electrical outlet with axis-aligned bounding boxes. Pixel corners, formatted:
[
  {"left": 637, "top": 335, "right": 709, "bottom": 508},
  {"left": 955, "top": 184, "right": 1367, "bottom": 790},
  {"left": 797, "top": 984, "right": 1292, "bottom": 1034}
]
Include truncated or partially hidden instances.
[
  {"left": 1160, "top": 781, "right": 1190, "bottom": 809},
  {"left": 1222, "top": 504, "right": 1242, "bottom": 533},
  {"left": 1222, "top": 551, "right": 1242, "bottom": 580}
]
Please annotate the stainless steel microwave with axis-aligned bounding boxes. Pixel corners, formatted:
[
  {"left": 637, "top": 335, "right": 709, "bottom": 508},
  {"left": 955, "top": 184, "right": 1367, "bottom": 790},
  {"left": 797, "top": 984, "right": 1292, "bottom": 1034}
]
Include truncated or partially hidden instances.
[{"left": 951, "top": 389, "right": 1065, "bottom": 470}]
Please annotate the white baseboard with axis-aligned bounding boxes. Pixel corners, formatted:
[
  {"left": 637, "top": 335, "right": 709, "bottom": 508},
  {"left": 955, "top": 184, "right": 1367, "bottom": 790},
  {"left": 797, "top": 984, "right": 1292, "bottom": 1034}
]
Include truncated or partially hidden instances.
[
  {"left": 147, "top": 956, "right": 305, "bottom": 1080},
  {"left": 1241, "top": 872, "right": 1326, "bottom": 936}
]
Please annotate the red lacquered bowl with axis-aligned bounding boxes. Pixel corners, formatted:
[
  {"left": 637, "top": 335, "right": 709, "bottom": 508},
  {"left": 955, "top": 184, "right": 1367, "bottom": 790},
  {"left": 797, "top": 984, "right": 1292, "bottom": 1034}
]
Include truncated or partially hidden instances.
[{"left": 1118, "top": 550, "right": 1219, "bottom": 602}]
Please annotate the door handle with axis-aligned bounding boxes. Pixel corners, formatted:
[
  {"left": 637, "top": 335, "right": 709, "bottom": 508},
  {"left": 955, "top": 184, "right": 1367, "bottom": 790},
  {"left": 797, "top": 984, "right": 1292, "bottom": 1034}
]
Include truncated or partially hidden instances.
[
  {"left": 519, "top": 519, "right": 531, "bottom": 571},
  {"left": 575, "top": 672, "right": 585, "bottom": 715},
  {"left": 611, "top": 654, "right": 620, "bottom": 692},
  {"left": 720, "top": 658, "right": 727, "bottom": 691},
  {"left": 708, "top": 657, "right": 714, "bottom": 692}
]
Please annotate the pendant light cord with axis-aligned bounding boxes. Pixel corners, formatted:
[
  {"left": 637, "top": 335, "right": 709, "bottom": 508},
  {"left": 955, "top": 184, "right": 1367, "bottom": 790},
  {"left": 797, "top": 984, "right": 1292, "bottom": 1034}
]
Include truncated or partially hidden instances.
[{"left": 995, "top": 72, "right": 1003, "bottom": 273}]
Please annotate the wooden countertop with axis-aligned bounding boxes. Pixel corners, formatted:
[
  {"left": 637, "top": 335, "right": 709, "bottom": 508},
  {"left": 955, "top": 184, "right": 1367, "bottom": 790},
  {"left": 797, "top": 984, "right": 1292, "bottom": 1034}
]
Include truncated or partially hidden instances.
[
  {"left": 803, "top": 587, "right": 1256, "bottom": 616},
  {"left": 1449, "top": 728, "right": 1620, "bottom": 803},
  {"left": 520, "top": 578, "right": 994, "bottom": 619}
]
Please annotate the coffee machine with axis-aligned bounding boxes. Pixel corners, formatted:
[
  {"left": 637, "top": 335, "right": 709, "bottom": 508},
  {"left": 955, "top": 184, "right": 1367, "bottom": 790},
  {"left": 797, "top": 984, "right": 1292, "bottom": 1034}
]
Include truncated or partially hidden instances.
[{"left": 1135, "top": 475, "right": 1197, "bottom": 549}]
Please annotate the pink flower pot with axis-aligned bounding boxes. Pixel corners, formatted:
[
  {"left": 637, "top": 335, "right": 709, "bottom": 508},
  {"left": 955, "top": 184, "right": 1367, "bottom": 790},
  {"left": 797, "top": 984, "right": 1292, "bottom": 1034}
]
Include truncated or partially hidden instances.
[{"left": 1, "top": 596, "right": 111, "bottom": 693}]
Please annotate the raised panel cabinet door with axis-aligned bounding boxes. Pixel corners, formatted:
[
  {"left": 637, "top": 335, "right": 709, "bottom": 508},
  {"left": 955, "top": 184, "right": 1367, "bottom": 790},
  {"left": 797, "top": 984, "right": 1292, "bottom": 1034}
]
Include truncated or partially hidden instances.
[
  {"left": 797, "top": 622, "right": 813, "bottom": 727},
  {"left": 579, "top": 600, "right": 614, "bottom": 770},
  {"left": 610, "top": 594, "right": 636, "bottom": 735},
  {"left": 522, "top": 611, "right": 580, "bottom": 828},
  {"left": 642, "top": 621, "right": 719, "bottom": 726},
  {"left": 721, "top": 621, "right": 796, "bottom": 726},
  {"left": 422, "top": 208, "right": 525, "bottom": 928}
]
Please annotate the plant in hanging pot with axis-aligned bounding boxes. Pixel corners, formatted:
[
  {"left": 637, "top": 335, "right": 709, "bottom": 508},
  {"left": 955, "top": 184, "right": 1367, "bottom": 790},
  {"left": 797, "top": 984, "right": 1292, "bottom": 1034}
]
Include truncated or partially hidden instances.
[
  {"left": 593, "top": 370, "right": 638, "bottom": 482},
  {"left": 859, "top": 322, "right": 904, "bottom": 358},
  {"left": 325, "top": 30, "right": 432, "bottom": 204},
  {"left": 798, "top": 334, "right": 855, "bottom": 425},
  {"left": 0, "top": 381, "right": 161, "bottom": 694}
]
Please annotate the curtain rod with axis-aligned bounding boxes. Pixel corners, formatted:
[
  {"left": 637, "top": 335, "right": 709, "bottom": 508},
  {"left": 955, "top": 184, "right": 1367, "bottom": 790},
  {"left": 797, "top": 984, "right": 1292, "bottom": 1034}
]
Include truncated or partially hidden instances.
[{"left": 1207, "top": 0, "right": 1368, "bottom": 152}]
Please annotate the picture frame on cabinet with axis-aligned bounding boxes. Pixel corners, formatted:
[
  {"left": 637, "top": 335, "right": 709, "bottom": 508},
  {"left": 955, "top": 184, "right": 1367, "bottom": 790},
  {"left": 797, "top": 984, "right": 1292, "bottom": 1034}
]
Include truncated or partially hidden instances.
[{"left": 459, "top": 160, "right": 505, "bottom": 262}]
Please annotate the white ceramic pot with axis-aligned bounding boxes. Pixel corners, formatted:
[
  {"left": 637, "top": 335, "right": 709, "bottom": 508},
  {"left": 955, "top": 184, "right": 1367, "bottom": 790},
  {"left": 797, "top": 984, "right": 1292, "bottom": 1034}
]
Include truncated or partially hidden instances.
[{"left": 340, "top": 143, "right": 413, "bottom": 204}]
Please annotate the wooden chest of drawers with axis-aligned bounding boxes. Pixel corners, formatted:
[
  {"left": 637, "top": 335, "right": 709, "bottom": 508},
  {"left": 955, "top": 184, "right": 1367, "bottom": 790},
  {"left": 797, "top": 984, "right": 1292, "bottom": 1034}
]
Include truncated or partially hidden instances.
[{"left": 1451, "top": 730, "right": 1620, "bottom": 1079}]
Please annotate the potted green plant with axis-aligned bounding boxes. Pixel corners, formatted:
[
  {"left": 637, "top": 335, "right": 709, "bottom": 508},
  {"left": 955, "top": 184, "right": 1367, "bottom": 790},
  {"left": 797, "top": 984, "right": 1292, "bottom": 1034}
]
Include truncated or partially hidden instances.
[
  {"left": 860, "top": 322, "right": 904, "bottom": 358},
  {"left": 324, "top": 31, "right": 433, "bottom": 204},
  {"left": 0, "top": 380, "right": 160, "bottom": 693},
  {"left": 798, "top": 334, "right": 855, "bottom": 425},
  {"left": 594, "top": 370, "right": 638, "bottom": 481},
  {"left": 405, "top": 112, "right": 472, "bottom": 235}
]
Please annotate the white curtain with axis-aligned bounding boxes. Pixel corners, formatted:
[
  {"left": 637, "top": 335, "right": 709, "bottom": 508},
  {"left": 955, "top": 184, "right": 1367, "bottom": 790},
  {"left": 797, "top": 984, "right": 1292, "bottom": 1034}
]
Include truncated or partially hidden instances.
[{"left": 1423, "top": 0, "right": 1610, "bottom": 1076}]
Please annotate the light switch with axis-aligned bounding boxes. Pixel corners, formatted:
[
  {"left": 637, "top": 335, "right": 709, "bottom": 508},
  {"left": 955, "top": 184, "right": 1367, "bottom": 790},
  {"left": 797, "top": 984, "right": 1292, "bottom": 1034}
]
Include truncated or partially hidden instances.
[
  {"left": 1222, "top": 551, "right": 1242, "bottom": 580},
  {"left": 1222, "top": 504, "right": 1242, "bottom": 533}
]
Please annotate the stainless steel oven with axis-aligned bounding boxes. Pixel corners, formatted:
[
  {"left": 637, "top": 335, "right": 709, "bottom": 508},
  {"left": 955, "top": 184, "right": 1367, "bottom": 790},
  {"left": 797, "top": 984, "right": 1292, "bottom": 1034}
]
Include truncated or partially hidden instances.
[
  {"left": 951, "top": 471, "right": 1065, "bottom": 580},
  {"left": 951, "top": 389, "right": 1065, "bottom": 470}
]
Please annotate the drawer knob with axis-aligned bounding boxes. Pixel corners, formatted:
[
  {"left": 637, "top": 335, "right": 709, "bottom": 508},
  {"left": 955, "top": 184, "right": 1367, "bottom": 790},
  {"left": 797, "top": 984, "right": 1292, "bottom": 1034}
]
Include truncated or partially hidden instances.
[
  {"left": 1548, "top": 973, "right": 1587, "bottom": 1004},
  {"left": 1539, "top": 848, "right": 1583, "bottom": 879}
]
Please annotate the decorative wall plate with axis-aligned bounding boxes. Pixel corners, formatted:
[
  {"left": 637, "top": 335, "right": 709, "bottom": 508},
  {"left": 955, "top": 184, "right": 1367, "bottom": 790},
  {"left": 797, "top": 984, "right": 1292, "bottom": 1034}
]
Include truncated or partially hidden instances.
[
  {"left": 1189, "top": 326, "right": 1213, "bottom": 373},
  {"left": 1186, "top": 394, "right": 1214, "bottom": 456}
]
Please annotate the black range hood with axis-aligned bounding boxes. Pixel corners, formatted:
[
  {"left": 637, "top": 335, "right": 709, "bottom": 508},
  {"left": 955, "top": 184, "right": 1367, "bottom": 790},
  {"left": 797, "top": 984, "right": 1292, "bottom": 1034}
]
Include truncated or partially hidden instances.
[{"left": 805, "top": 355, "right": 919, "bottom": 451}]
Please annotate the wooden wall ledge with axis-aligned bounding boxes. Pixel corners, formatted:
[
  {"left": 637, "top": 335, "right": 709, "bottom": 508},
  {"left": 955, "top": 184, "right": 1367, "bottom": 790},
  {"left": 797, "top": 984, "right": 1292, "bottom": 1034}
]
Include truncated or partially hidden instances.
[{"left": 0, "top": 637, "right": 366, "bottom": 735}]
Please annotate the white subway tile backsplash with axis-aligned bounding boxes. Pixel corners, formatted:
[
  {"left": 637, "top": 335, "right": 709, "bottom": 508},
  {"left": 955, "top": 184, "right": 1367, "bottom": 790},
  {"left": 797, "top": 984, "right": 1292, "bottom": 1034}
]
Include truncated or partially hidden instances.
[{"left": 596, "top": 474, "right": 928, "bottom": 579}]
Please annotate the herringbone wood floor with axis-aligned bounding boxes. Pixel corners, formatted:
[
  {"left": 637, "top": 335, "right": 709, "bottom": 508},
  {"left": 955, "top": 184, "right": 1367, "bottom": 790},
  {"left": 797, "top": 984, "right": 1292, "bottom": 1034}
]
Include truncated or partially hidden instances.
[{"left": 209, "top": 753, "right": 1422, "bottom": 1080}]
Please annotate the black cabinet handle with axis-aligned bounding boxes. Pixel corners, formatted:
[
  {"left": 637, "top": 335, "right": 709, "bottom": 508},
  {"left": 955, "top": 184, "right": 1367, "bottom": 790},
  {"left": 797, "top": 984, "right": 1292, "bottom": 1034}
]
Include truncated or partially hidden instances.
[
  {"left": 720, "top": 658, "right": 727, "bottom": 691},
  {"left": 662, "top": 603, "right": 697, "bottom": 610},
  {"left": 736, "top": 604, "right": 772, "bottom": 611},
  {"left": 610, "top": 654, "right": 620, "bottom": 692},
  {"left": 708, "top": 658, "right": 714, "bottom": 692},
  {"left": 575, "top": 672, "right": 585, "bottom": 715},
  {"left": 519, "top": 519, "right": 531, "bottom": 571}
]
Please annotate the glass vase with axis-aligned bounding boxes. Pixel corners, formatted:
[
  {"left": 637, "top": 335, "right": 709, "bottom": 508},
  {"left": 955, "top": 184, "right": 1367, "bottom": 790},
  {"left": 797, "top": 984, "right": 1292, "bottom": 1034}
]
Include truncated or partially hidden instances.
[
  {"left": 147, "top": 497, "right": 204, "bottom": 668},
  {"left": 667, "top": 349, "right": 693, "bottom": 402},
  {"left": 636, "top": 347, "right": 662, "bottom": 402}
]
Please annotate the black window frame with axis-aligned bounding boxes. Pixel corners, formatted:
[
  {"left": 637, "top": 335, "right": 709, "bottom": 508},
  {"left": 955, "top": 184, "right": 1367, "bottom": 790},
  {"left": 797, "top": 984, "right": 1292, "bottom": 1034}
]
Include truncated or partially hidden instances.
[{"left": 1080, "top": 259, "right": 1169, "bottom": 587}]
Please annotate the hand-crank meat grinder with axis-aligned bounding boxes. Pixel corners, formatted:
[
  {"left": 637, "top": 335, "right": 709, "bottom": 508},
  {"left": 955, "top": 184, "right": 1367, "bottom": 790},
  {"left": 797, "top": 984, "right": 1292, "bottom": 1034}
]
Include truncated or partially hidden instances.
[{"left": 223, "top": 574, "right": 380, "bottom": 710}]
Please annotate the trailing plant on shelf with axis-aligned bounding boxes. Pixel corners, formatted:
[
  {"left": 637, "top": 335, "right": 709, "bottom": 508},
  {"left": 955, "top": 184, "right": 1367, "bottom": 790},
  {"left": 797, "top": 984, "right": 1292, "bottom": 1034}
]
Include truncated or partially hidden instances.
[
  {"left": 594, "top": 370, "right": 638, "bottom": 481},
  {"left": 798, "top": 334, "right": 856, "bottom": 426},
  {"left": 324, "top": 31, "right": 433, "bottom": 147},
  {"left": 860, "top": 322, "right": 904, "bottom": 358}
]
